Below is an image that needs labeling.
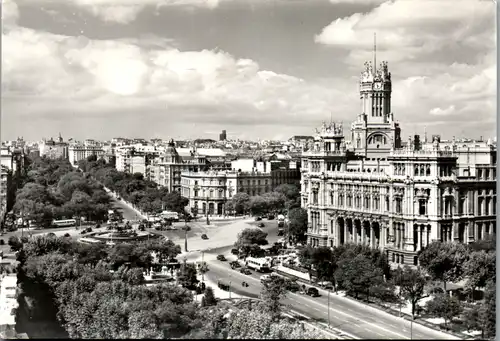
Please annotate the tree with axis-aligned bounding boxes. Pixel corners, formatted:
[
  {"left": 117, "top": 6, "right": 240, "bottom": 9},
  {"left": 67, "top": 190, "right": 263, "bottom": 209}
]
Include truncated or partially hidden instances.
[
  {"left": 177, "top": 262, "right": 198, "bottom": 289},
  {"left": 335, "top": 254, "right": 383, "bottom": 300},
  {"left": 462, "top": 250, "right": 496, "bottom": 294},
  {"left": 234, "top": 228, "right": 268, "bottom": 258},
  {"left": 260, "top": 276, "right": 287, "bottom": 319},
  {"left": 203, "top": 286, "right": 217, "bottom": 307},
  {"left": 287, "top": 208, "right": 308, "bottom": 244},
  {"left": 274, "top": 184, "right": 300, "bottom": 202},
  {"left": 395, "top": 266, "right": 427, "bottom": 316},
  {"left": 261, "top": 192, "right": 286, "bottom": 214},
  {"left": 299, "top": 246, "right": 334, "bottom": 283},
  {"left": 8, "top": 236, "right": 23, "bottom": 252},
  {"left": 418, "top": 241, "right": 468, "bottom": 291},
  {"left": 164, "top": 191, "right": 189, "bottom": 215},
  {"left": 248, "top": 196, "right": 269, "bottom": 216},
  {"left": 225, "top": 307, "right": 326, "bottom": 339},
  {"left": 425, "top": 293, "right": 462, "bottom": 329},
  {"left": 478, "top": 279, "right": 496, "bottom": 339},
  {"left": 231, "top": 193, "right": 250, "bottom": 215}
]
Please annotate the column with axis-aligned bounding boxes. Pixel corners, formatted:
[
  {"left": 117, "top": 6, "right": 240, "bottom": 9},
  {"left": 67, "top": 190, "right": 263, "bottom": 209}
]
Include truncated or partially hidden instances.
[
  {"left": 371, "top": 223, "right": 375, "bottom": 248},
  {"left": 417, "top": 225, "right": 422, "bottom": 251},
  {"left": 453, "top": 222, "right": 459, "bottom": 240},
  {"left": 353, "top": 221, "right": 358, "bottom": 244},
  {"left": 344, "top": 220, "right": 348, "bottom": 245},
  {"left": 396, "top": 224, "right": 401, "bottom": 249},
  {"left": 468, "top": 222, "right": 474, "bottom": 242},
  {"left": 427, "top": 225, "right": 431, "bottom": 246},
  {"left": 361, "top": 223, "right": 366, "bottom": 245}
]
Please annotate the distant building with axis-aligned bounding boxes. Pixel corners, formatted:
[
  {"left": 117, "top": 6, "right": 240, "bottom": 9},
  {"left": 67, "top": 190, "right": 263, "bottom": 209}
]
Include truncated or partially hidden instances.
[
  {"left": 0, "top": 165, "right": 12, "bottom": 224},
  {"left": 289, "top": 135, "right": 314, "bottom": 150},
  {"left": 0, "top": 274, "right": 18, "bottom": 336},
  {"left": 181, "top": 156, "right": 301, "bottom": 215},
  {"left": 302, "top": 60, "right": 496, "bottom": 266},
  {"left": 219, "top": 130, "right": 227, "bottom": 141},
  {"left": 149, "top": 140, "right": 212, "bottom": 192},
  {"left": 69, "top": 142, "right": 105, "bottom": 166},
  {"left": 39, "top": 134, "right": 69, "bottom": 159}
]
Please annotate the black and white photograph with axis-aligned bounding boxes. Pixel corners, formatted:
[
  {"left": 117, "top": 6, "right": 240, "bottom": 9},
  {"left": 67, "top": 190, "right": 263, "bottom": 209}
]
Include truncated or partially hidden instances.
[{"left": 0, "top": 0, "right": 496, "bottom": 339}]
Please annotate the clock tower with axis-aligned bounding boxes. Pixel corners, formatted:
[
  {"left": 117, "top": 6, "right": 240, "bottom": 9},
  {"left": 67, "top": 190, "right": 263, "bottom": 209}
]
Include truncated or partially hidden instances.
[{"left": 351, "top": 59, "right": 401, "bottom": 158}]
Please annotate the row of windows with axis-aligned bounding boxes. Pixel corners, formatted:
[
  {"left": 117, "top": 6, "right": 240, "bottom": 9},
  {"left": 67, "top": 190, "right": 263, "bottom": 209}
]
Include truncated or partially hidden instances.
[
  {"left": 310, "top": 161, "right": 321, "bottom": 172},
  {"left": 477, "top": 168, "right": 496, "bottom": 181},
  {"left": 440, "top": 165, "right": 454, "bottom": 177}
]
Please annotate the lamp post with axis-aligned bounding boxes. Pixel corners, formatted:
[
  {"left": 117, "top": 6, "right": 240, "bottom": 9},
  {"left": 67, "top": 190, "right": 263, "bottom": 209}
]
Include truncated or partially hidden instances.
[
  {"left": 328, "top": 288, "right": 331, "bottom": 328},
  {"left": 410, "top": 313, "right": 414, "bottom": 340},
  {"left": 206, "top": 196, "right": 210, "bottom": 225},
  {"left": 184, "top": 227, "right": 188, "bottom": 252}
]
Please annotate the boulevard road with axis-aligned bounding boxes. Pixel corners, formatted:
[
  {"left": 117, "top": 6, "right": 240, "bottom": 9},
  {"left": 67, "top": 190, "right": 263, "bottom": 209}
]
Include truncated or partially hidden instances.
[{"left": 204, "top": 256, "right": 459, "bottom": 340}]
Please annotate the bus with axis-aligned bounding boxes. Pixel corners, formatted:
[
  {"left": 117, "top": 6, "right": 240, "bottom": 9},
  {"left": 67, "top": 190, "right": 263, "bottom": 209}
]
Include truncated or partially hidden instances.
[
  {"left": 245, "top": 257, "right": 271, "bottom": 273},
  {"left": 52, "top": 219, "right": 77, "bottom": 228},
  {"left": 160, "top": 211, "right": 179, "bottom": 222}
]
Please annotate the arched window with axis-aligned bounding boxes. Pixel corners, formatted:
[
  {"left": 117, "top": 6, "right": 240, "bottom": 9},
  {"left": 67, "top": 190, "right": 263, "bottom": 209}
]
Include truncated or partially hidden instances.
[
  {"left": 420, "top": 165, "right": 425, "bottom": 176},
  {"left": 426, "top": 165, "right": 431, "bottom": 176}
]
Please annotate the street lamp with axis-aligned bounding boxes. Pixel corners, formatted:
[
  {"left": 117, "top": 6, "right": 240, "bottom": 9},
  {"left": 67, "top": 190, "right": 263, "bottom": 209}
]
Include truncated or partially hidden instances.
[
  {"left": 328, "top": 288, "right": 331, "bottom": 328},
  {"left": 206, "top": 196, "right": 210, "bottom": 225}
]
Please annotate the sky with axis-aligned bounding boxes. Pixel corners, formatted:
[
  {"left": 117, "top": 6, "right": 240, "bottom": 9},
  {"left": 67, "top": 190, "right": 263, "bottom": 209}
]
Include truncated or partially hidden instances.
[{"left": 1, "top": 0, "right": 496, "bottom": 142}]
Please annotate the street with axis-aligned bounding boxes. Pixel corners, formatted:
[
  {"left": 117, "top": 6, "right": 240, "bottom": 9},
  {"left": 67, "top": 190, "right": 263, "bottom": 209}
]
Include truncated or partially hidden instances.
[{"left": 203, "top": 251, "right": 459, "bottom": 340}]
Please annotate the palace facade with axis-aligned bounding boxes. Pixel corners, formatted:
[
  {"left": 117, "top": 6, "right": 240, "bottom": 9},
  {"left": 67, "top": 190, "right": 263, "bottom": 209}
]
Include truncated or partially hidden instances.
[{"left": 301, "top": 60, "right": 496, "bottom": 266}]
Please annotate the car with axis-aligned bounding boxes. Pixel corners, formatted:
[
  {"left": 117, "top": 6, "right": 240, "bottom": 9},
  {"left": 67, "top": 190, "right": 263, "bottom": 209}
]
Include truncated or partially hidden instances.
[
  {"left": 230, "top": 261, "right": 241, "bottom": 269},
  {"left": 306, "top": 287, "right": 320, "bottom": 297},
  {"left": 231, "top": 248, "right": 239, "bottom": 255},
  {"left": 267, "top": 214, "right": 275, "bottom": 220},
  {"left": 257, "top": 222, "right": 265, "bottom": 228},
  {"left": 255, "top": 216, "right": 262, "bottom": 221},
  {"left": 201, "top": 234, "right": 208, "bottom": 240},
  {"left": 217, "top": 255, "right": 227, "bottom": 261},
  {"left": 240, "top": 268, "right": 252, "bottom": 275},
  {"left": 285, "top": 280, "right": 301, "bottom": 293},
  {"left": 318, "top": 281, "right": 334, "bottom": 290},
  {"left": 260, "top": 275, "right": 271, "bottom": 283}
]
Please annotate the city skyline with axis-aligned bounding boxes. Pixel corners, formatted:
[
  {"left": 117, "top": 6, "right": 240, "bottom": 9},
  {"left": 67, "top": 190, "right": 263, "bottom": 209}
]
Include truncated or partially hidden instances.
[{"left": 2, "top": 0, "right": 496, "bottom": 142}]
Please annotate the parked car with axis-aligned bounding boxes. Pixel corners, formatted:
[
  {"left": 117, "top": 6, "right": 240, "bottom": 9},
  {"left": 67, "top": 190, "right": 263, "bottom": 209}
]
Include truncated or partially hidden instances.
[
  {"left": 240, "top": 268, "right": 252, "bottom": 275},
  {"left": 201, "top": 234, "right": 208, "bottom": 240},
  {"left": 257, "top": 222, "right": 265, "bottom": 228},
  {"left": 231, "top": 248, "right": 239, "bottom": 255},
  {"left": 285, "top": 280, "right": 301, "bottom": 293},
  {"left": 260, "top": 275, "right": 271, "bottom": 283},
  {"left": 217, "top": 255, "right": 227, "bottom": 261},
  {"left": 230, "top": 261, "right": 241, "bottom": 269},
  {"left": 318, "top": 281, "right": 334, "bottom": 290},
  {"left": 306, "top": 287, "right": 320, "bottom": 297},
  {"left": 267, "top": 214, "right": 275, "bottom": 220},
  {"left": 255, "top": 216, "right": 262, "bottom": 221}
]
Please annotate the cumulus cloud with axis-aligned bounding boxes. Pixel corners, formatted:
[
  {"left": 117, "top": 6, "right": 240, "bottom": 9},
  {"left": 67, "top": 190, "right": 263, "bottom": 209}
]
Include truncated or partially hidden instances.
[
  {"left": 429, "top": 105, "right": 456, "bottom": 117},
  {"left": 315, "top": 0, "right": 496, "bottom": 134},
  {"left": 2, "top": 10, "right": 347, "bottom": 131},
  {"left": 17, "top": 0, "right": 224, "bottom": 24},
  {"left": 315, "top": 0, "right": 494, "bottom": 63},
  {"left": 2, "top": 0, "right": 20, "bottom": 25}
]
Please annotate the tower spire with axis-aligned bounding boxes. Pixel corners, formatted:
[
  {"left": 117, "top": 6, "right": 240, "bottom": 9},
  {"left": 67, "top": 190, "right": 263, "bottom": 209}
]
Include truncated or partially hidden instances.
[{"left": 373, "top": 32, "right": 377, "bottom": 73}]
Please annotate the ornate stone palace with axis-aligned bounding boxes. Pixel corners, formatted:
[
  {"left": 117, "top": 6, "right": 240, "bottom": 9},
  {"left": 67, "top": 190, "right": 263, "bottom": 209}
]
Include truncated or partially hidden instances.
[{"left": 301, "top": 60, "right": 496, "bottom": 266}]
